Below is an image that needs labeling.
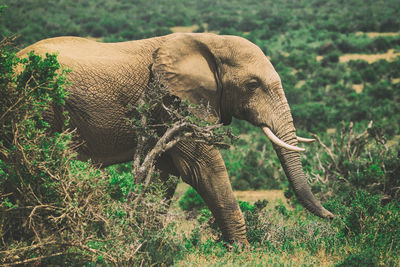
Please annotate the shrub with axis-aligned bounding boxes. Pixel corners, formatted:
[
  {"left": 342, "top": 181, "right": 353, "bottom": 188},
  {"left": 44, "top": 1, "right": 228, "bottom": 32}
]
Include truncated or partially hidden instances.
[
  {"left": 292, "top": 102, "right": 329, "bottom": 132},
  {"left": 361, "top": 68, "right": 379, "bottom": 83},
  {"left": 308, "top": 121, "right": 399, "bottom": 198},
  {"left": 336, "top": 249, "right": 379, "bottom": 267},
  {"left": 347, "top": 71, "right": 362, "bottom": 84},
  {"left": 317, "top": 42, "right": 337, "bottom": 55},
  {"left": 321, "top": 50, "right": 340, "bottom": 65},
  {"left": 305, "top": 122, "right": 400, "bottom": 264},
  {"left": 337, "top": 39, "right": 356, "bottom": 53},
  {"left": 365, "top": 80, "right": 393, "bottom": 99},
  {"left": 325, "top": 190, "right": 400, "bottom": 265},
  {"left": 224, "top": 147, "right": 282, "bottom": 190},
  {"left": 368, "top": 37, "right": 391, "bottom": 52},
  {"left": 179, "top": 187, "right": 206, "bottom": 214},
  {"left": 379, "top": 18, "right": 400, "bottom": 32}
]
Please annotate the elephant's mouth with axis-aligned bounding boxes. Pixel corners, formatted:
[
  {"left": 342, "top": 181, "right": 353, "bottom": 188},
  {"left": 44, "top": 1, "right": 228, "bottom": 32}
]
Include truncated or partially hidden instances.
[{"left": 260, "top": 126, "right": 315, "bottom": 152}]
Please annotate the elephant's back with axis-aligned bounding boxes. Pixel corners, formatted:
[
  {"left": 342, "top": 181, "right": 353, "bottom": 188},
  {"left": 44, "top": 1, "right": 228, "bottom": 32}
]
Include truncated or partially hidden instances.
[
  {"left": 17, "top": 36, "right": 164, "bottom": 68},
  {"left": 17, "top": 36, "right": 169, "bottom": 165}
]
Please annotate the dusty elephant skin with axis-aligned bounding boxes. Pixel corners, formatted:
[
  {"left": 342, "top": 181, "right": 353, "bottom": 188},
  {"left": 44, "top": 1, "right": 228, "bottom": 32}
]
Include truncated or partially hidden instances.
[{"left": 18, "top": 33, "right": 334, "bottom": 245}]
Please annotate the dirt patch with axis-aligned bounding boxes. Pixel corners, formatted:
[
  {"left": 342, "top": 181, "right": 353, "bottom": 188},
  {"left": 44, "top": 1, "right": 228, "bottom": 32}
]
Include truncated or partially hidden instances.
[
  {"left": 339, "top": 49, "right": 400, "bottom": 63},
  {"left": 352, "top": 84, "right": 363, "bottom": 93},
  {"left": 296, "top": 80, "right": 305, "bottom": 88},
  {"left": 326, "top": 84, "right": 332, "bottom": 92},
  {"left": 387, "top": 135, "right": 400, "bottom": 148},
  {"left": 170, "top": 23, "right": 219, "bottom": 34},
  {"left": 392, "top": 78, "right": 400, "bottom": 84},
  {"left": 170, "top": 25, "right": 199, "bottom": 33},
  {"left": 173, "top": 182, "right": 190, "bottom": 201},
  {"left": 355, "top": 31, "right": 400, "bottom": 38},
  {"left": 174, "top": 183, "right": 287, "bottom": 205},
  {"left": 234, "top": 190, "right": 288, "bottom": 204},
  {"left": 327, "top": 128, "right": 336, "bottom": 135}
]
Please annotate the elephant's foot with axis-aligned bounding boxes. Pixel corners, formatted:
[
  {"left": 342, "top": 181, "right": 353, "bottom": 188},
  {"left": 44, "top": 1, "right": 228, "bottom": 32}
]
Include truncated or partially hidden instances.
[
  {"left": 223, "top": 239, "right": 251, "bottom": 252},
  {"left": 217, "top": 208, "right": 249, "bottom": 246}
]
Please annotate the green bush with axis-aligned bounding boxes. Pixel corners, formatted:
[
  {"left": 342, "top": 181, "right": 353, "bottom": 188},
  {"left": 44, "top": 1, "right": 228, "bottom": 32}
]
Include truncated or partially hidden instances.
[
  {"left": 222, "top": 125, "right": 283, "bottom": 190},
  {"left": 302, "top": 123, "right": 400, "bottom": 264},
  {"left": 361, "top": 68, "right": 379, "bottom": 83},
  {"left": 335, "top": 249, "right": 379, "bottom": 267},
  {"left": 325, "top": 190, "right": 400, "bottom": 265},
  {"left": 179, "top": 187, "right": 206, "bottom": 214},
  {"left": 317, "top": 42, "right": 337, "bottom": 55},
  {"left": 368, "top": 37, "right": 391, "bottom": 52},
  {"left": 347, "top": 71, "right": 363, "bottom": 84},
  {"left": 321, "top": 50, "right": 340, "bottom": 66},
  {"left": 337, "top": 39, "right": 357, "bottom": 53}
]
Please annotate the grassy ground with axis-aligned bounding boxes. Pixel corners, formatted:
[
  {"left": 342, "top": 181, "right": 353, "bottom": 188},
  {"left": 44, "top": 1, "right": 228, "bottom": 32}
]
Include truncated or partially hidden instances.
[
  {"left": 171, "top": 172, "right": 400, "bottom": 266},
  {"left": 175, "top": 249, "right": 340, "bottom": 267},
  {"left": 174, "top": 183, "right": 287, "bottom": 204},
  {"left": 171, "top": 183, "right": 340, "bottom": 266}
]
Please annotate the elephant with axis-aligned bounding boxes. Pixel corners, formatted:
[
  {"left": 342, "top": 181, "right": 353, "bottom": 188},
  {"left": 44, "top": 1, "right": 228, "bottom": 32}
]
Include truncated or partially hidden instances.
[{"left": 17, "top": 33, "right": 334, "bottom": 245}]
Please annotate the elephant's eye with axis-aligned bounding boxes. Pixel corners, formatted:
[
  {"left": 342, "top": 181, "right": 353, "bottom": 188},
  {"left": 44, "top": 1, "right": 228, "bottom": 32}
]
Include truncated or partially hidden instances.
[{"left": 246, "top": 79, "right": 260, "bottom": 91}]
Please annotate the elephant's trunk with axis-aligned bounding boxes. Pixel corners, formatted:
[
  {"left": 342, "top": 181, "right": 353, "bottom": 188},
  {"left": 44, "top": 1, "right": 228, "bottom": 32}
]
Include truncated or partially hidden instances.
[
  {"left": 263, "top": 106, "right": 334, "bottom": 218},
  {"left": 276, "top": 146, "right": 333, "bottom": 218}
]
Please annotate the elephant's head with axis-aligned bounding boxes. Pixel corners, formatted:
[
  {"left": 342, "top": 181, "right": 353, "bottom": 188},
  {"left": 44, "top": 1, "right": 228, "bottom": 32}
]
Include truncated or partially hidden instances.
[{"left": 152, "top": 33, "right": 333, "bottom": 218}]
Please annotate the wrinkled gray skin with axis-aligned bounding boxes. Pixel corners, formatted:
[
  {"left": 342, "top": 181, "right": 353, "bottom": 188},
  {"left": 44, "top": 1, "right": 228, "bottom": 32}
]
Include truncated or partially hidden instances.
[{"left": 18, "top": 33, "right": 333, "bottom": 244}]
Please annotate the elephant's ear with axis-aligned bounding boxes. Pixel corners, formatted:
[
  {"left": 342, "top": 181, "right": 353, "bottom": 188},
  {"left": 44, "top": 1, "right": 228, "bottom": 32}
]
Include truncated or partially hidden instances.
[{"left": 152, "top": 33, "right": 232, "bottom": 125}]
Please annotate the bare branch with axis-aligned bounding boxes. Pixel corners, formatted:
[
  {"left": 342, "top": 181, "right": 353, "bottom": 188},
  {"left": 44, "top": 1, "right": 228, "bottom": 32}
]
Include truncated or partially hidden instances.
[
  {"left": 311, "top": 133, "right": 337, "bottom": 171},
  {"left": 127, "top": 74, "right": 233, "bottom": 205}
]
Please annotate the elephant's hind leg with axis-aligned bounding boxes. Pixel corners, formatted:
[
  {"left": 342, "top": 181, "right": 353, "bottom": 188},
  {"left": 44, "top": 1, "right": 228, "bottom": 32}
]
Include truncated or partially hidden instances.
[{"left": 168, "top": 142, "right": 249, "bottom": 244}]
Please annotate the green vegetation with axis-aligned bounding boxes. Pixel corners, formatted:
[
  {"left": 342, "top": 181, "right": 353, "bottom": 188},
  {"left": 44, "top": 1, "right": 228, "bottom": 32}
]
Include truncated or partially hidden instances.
[
  {"left": 1, "top": 0, "right": 399, "bottom": 265},
  {"left": 179, "top": 187, "right": 207, "bottom": 214},
  {"left": 1, "top": 0, "right": 400, "bottom": 47},
  {"left": 179, "top": 123, "right": 400, "bottom": 265}
]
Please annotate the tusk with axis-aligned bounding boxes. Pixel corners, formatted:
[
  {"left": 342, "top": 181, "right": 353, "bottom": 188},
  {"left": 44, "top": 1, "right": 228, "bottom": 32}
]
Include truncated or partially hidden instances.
[
  {"left": 297, "top": 136, "right": 316, "bottom": 143},
  {"left": 262, "top": 127, "right": 305, "bottom": 152}
]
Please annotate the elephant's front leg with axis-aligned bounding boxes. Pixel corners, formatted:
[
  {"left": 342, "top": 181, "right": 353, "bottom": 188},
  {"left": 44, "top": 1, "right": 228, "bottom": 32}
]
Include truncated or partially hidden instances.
[{"left": 169, "top": 142, "right": 249, "bottom": 245}]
